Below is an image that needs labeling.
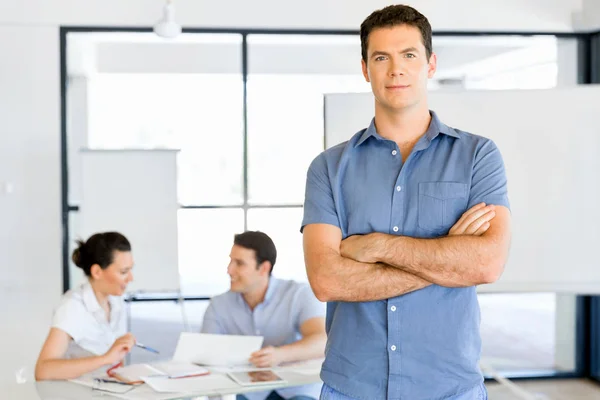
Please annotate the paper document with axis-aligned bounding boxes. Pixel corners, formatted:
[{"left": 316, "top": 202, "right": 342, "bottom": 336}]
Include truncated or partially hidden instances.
[
  {"left": 109, "top": 361, "right": 209, "bottom": 383},
  {"left": 143, "top": 374, "right": 241, "bottom": 393},
  {"left": 69, "top": 375, "right": 136, "bottom": 394},
  {"left": 172, "top": 332, "right": 264, "bottom": 366}
]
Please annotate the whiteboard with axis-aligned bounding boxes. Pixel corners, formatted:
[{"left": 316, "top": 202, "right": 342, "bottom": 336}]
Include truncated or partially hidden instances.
[
  {"left": 324, "top": 87, "right": 600, "bottom": 294},
  {"left": 77, "top": 149, "right": 180, "bottom": 293}
]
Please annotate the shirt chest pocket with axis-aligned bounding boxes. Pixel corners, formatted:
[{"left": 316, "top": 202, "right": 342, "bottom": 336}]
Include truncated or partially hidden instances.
[{"left": 418, "top": 182, "right": 468, "bottom": 234}]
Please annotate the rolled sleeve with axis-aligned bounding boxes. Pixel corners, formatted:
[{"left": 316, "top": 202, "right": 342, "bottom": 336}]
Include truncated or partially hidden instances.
[
  {"left": 301, "top": 153, "right": 340, "bottom": 232},
  {"left": 296, "top": 284, "right": 326, "bottom": 326},
  {"left": 52, "top": 301, "right": 85, "bottom": 342},
  {"left": 468, "top": 139, "right": 510, "bottom": 210},
  {"left": 200, "top": 301, "right": 225, "bottom": 334}
]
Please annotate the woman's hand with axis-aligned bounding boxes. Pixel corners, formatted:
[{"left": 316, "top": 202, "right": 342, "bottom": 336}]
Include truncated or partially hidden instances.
[{"left": 103, "top": 333, "right": 136, "bottom": 365}]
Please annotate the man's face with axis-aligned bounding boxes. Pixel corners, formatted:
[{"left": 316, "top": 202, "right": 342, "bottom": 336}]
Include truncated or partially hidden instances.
[
  {"left": 227, "top": 244, "right": 267, "bottom": 294},
  {"left": 362, "top": 24, "right": 436, "bottom": 113}
]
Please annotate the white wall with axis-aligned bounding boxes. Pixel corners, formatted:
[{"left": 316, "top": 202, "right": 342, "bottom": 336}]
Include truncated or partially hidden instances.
[
  {"left": 0, "top": 25, "right": 62, "bottom": 388},
  {"left": 0, "top": 0, "right": 587, "bottom": 32},
  {"left": 0, "top": 25, "right": 61, "bottom": 296},
  {"left": 576, "top": 0, "right": 600, "bottom": 31}
]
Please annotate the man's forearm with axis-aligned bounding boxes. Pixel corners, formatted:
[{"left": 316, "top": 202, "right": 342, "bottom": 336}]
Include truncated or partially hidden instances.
[
  {"left": 278, "top": 333, "right": 327, "bottom": 363},
  {"left": 309, "top": 253, "right": 431, "bottom": 302},
  {"left": 378, "top": 235, "right": 504, "bottom": 287}
]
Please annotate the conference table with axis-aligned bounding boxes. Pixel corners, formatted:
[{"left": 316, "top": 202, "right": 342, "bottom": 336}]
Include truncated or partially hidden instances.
[
  {"left": 6, "top": 359, "right": 538, "bottom": 400},
  {"left": 9, "top": 364, "right": 322, "bottom": 400}
]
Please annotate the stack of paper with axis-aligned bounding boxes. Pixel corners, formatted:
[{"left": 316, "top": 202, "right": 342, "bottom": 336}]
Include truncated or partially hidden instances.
[
  {"left": 142, "top": 374, "right": 241, "bottom": 393},
  {"left": 109, "top": 361, "right": 210, "bottom": 383},
  {"left": 68, "top": 333, "right": 268, "bottom": 398}
]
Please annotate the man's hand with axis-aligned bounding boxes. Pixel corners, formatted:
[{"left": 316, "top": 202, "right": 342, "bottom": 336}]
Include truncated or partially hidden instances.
[
  {"left": 249, "top": 346, "right": 286, "bottom": 368},
  {"left": 448, "top": 203, "right": 496, "bottom": 236},
  {"left": 340, "top": 233, "right": 384, "bottom": 264}
]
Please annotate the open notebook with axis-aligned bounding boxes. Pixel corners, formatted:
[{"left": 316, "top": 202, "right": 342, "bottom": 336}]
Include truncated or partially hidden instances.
[{"left": 108, "top": 361, "right": 210, "bottom": 384}]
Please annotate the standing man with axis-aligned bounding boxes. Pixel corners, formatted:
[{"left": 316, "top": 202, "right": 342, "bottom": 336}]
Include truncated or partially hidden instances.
[
  {"left": 202, "top": 231, "right": 326, "bottom": 400},
  {"left": 302, "top": 4, "right": 511, "bottom": 400}
]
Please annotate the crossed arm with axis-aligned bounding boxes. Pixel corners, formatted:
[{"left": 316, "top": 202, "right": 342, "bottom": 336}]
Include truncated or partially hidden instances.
[{"left": 304, "top": 203, "right": 511, "bottom": 302}]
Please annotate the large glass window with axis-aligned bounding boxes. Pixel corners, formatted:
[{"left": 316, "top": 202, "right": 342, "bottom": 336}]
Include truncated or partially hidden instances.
[
  {"left": 67, "top": 31, "right": 581, "bottom": 379},
  {"left": 431, "top": 35, "right": 559, "bottom": 90},
  {"left": 244, "top": 34, "right": 370, "bottom": 286},
  {"left": 247, "top": 35, "right": 370, "bottom": 205},
  {"left": 479, "top": 293, "right": 565, "bottom": 372},
  {"left": 88, "top": 72, "right": 244, "bottom": 206},
  {"left": 247, "top": 208, "right": 305, "bottom": 282},
  {"left": 178, "top": 208, "right": 244, "bottom": 295}
]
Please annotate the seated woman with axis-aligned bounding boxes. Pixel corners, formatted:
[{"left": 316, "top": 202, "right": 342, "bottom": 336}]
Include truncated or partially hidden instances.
[{"left": 35, "top": 232, "right": 136, "bottom": 380}]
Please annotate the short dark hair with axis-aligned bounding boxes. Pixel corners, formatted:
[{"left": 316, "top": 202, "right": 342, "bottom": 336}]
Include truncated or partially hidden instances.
[
  {"left": 360, "top": 4, "right": 433, "bottom": 63},
  {"left": 234, "top": 231, "right": 277, "bottom": 275},
  {"left": 72, "top": 232, "right": 131, "bottom": 277}
]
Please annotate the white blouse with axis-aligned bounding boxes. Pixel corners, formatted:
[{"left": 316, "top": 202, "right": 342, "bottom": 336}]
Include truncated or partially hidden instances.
[{"left": 51, "top": 282, "right": 127, "bottom": 359}]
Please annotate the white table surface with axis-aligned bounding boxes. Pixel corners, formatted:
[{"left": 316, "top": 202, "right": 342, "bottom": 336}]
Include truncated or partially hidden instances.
[{"left": 10, "top": 368, "right": 322, "bottom": 400}]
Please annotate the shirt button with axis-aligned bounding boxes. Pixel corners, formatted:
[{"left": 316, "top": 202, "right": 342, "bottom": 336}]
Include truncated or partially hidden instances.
[
  {"left": 393, "top": 226, "right": 399, "bottom": 232},
  {"left": 396, "top": 186, "right": 402, "bottom": 192},
  {"left": 391, "top": 150, "right": 398, "bottom": 156},
  {"left": 390, "top": 306, "right": 397, "bottom": 312},
  {"left": 391, "top": 345, "right": 397, "bottom": 351}
]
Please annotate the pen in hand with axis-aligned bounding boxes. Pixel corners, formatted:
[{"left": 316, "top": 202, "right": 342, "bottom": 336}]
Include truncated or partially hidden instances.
[{"left": 135, "top": 342, "right": 160, "bottom": 354}]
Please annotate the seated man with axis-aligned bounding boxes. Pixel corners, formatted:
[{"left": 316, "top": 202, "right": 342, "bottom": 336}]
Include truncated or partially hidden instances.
[{"left": 202, "top": 231, "right": 325, "bottom": 400}]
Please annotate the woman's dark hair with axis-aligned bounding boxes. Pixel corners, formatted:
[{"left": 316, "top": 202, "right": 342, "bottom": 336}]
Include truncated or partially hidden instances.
[
  {"left": 234, "top": 231, "right": 277, "bottom": 275},
  {"left": 72, "top": 232, "right": 131, "bottom": 277}
]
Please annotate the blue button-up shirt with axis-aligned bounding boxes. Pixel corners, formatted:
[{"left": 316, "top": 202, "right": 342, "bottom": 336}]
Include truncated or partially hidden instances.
[
  {"left": 201, "top": 277, "right": 326, "bottom": 400},
  {"left": 301, "top": 111, "right": 510, "bottom": 400}
]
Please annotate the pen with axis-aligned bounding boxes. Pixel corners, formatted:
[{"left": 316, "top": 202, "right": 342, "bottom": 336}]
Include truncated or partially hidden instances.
[
  {"left": 94, "top": 378, "right": 133, "bottom": 386},
  {"left": 135, "top": 342, "right": 160, "bottom": 354}
]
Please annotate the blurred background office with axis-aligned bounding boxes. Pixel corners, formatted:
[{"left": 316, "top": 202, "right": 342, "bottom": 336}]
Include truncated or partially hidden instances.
[{"left": 1, "top": 0, "right": 600, "bottom": 398}]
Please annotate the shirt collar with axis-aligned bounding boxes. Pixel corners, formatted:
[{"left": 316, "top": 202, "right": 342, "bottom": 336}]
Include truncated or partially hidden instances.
[
  {"left": 355, "top": 110, "right": 460, "bottom": 147},
  {"left": 82, "top": 281, "right": 102, "bottom": 313},
  {"left": 424, "top": 110, "right": 460, "bottom": 141},
  {"left": 263, "top": 277, "right": 279, "bottom": 304},
  {"left": 236, "top": 277, "right": 280, "bottom": 308},
  {"left": 82, "top": 281, "right": 122, "bottom": 316}
]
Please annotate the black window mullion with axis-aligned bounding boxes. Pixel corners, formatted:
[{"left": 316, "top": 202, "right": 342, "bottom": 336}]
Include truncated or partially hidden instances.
[{"left": 242, "top": 33, "right": 249, "bottom": 231}]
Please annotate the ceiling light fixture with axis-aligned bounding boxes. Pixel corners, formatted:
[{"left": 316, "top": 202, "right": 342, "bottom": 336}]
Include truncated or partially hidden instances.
[{"left": 153, "top": 0, "right": 182, "bottom": 39}]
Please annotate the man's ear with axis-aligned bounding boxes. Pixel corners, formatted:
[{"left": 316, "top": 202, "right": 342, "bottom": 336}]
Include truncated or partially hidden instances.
[
  {"left": 427, "top": 52, "right": 437, "bottom": 79},
  {"left": 361, "top": 59, "right": 370, "bottom": 83},
  {"left": 258, "top": 260, "right": 272, "bottom": 276}
]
